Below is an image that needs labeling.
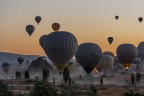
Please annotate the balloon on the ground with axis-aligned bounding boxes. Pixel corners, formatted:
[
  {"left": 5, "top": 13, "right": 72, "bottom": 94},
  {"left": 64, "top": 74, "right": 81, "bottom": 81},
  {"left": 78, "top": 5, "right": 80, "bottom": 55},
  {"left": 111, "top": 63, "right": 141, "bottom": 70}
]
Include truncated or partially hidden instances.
[
  {"left": 103, "top": 51, "right": 114, "bottom": 58},
  {"left": 17, "top": 57, "right": 24, "bottom": 64},
  {"left": 2, "top": 62, "right": 10, "bottom": 73},
  {"left": 52, "top": 23, "right": 60, "bottom": 31},
  {"left": 137, "top": 42, "right": 144, "bottom": 60},
  {"left": 76, "top": 43, "right": 102, "bottom": 74},
  {"left": 98, "top": 55, "right": 114, "bottom": 74},
  {"left": 42, "top": 31, "right": 78, "bottom": 71},
  {"left": 25, "top": 25, "right": 35, "bottom": 36},
  {"left": 116, "top": 43, "right": 138, "bottom": 68},
  {"left": 35, "top": 16, "right": 41, "bottom": 24}
]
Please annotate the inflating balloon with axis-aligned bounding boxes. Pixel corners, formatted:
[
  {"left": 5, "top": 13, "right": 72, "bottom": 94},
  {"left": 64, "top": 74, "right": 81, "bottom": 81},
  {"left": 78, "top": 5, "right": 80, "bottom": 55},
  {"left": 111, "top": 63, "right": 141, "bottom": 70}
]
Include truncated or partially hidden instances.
[
  {"left": 2, "top": 62, "right": 10, "bottom": 73},
  {"left": 52, "top": 23, "right": 60, "bottom": 31},
  {"left": 107, "top": 37, "right": 113, "bottom": 45},
  {"left": 17, "top": 57, "right": 24, "bottom": 64},
  {"left": 116, "top": 43, "right": 138, "bottom": 69},
  {"left": 138, "top": 17, "right": 143, "bottom": 23},
  {"left": 41, "top": 31, "right": 78, "bottom": 71},
  {"left": 35, "top": 16, "right": 41, "bottom": 24},
  {"left": 26, "top": 25, "right": 35, "bottom": 36},
  {"left": 76, "top": 43, "right": 102, "bottom": 74}
]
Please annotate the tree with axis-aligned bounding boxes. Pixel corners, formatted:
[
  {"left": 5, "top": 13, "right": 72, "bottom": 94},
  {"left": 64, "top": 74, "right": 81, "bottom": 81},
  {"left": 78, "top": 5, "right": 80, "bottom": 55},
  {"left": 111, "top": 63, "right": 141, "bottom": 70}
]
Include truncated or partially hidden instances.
[
  {"left": 136, "top": 72, "right": 141, "bottom": 85},
  {"left": 100, "top": 76, "right": 103, "bottom": 86},
  {"left": 43, "top": 68, "right": 49, "bottom": 81},
  {"left": 63, "top": 67, "right": 70, "bottom": 84},
  {"left": 131, "top": 73, "right": 135, "bottom": 86},
  {"left": 30, "top": 81, "right": 58, "bottom": 96},
  {"left": 0, "top": 80, "right": 13, "bottom": 96},
  {"left": 25, "top": 70, "right": 30, "bottom": 79}
]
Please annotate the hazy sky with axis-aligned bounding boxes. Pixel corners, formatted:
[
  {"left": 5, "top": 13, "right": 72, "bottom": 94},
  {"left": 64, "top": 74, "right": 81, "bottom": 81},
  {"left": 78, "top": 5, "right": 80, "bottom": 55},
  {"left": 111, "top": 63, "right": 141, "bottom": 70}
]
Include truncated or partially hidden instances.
[{"left": 0, "top": 0, "right": 144, "bottom": 56}]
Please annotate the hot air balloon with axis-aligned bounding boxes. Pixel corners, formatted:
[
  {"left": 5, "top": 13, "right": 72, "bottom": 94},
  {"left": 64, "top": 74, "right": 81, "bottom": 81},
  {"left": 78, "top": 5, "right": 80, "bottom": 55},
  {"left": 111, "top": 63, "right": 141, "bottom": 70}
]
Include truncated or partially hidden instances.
[
  {"left": 138, "top": 17, "right": 143, "bottom": 23},
  {"left": 76, "top": 43, "right": 102, "bottom": 74},
  {"left": 41, "top": 31, "right": 78, "bottom": 72},
  {"left": 26, "top": 25, "right": 35, "bottom": 36},
  {"left": 2, "top": 62, "right": 10, "bottom": 73},
  {"left": 39, "top": 35, "right": 47, "bottom": 49},
  {"left": 107, "top": 37, "right": 113, "bottom": 45},
  {"left": 103, "top": 51, "right": 114, "bottom": 58},
  {"left": 35, "top": 16, "right": 41, "bottom": 24},
  {"left": 116, "top": 44, "right": 138, "bottom": 69},
  {"left": 137, "top": 42, "right": 144, "bottom": 60},
  {"left": 98, "top": 55, "right": 114, "bottom": 75},
  {"left": 17, "top": 57, "right": 24, "bottom": 64},
  {"left": 52, "top": 23, "right": 60, "bottom": 31},
  {"left": 66, "top": 60, "right": 76, "bottom": 72},
  {"left": 115, "top": 15, "right": 119, "bottom": 20}
]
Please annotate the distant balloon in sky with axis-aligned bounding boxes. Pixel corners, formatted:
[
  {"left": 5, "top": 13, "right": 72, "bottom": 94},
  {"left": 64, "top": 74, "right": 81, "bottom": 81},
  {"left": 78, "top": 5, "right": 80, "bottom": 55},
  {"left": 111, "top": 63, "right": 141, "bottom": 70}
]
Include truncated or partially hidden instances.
[
  {"left": 2, "top": 62, "right": 10, "bottom": 73},
  {"left": 76, "top": 43, "right": 102, "bottom": 74},
  {"left": 17, "top": 57, "right": 24, "bottom": 64},
  {"left": 52, "top": 23, "right": 60, "bottom": 31},
  {"left": 137, "top": 42, "right": 144, "bottom": 60},
  {"left": 103, "top": 51, "right": 114, "bottom": 58},
  {"left": 115, "top": 15, "right": 119, "bottom": 20},
  {"left": 138, "top": 17, "right": 143, "bottom": 23},
  {"left": 98, "top": 54, "right": 114, "bottom": 74},
  {"left": 107, "top": 37, "right": 113, "bottom": 45},
  {"left": 116, "top": 43, "right": 138, "bottom": 69},
  {"left": 26, "top": 25, "right": 35, "bottom": 36},
  {"left": 35, "top": 16, "right": 41, "bottom": 24},
  {"left": 42, "top": 31, "right": 78, "bottom": 71}
]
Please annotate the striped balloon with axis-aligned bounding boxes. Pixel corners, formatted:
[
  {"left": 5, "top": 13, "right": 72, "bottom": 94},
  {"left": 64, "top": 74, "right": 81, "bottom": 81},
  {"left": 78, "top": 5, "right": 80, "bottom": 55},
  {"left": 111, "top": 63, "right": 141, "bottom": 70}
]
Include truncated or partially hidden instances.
[
  {"left": 98, "top": 54, "right": 114, "bottom": 74},
  {"left": 116, "top": 43, "right": 138, "bottom": 68},
  {"left": 44, "top": 31, "right": 78, "bottom": 71},
  {"left": 76, "top": 43, "right": 102, "bottom": 74}
]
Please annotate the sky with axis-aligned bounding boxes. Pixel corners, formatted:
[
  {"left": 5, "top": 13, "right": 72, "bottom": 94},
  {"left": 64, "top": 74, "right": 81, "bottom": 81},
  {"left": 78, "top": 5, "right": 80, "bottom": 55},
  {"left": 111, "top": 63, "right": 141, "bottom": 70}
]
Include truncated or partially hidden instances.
[{"left": 0, "top": 0, "right": 144, "bottom": 56}]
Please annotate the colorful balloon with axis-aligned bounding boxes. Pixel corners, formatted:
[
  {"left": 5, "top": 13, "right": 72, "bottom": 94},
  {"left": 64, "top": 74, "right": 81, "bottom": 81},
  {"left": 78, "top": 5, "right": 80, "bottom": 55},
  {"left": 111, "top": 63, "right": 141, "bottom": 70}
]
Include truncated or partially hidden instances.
[{"left": 52, "top": 23, "right": 60, "bottom": 31}]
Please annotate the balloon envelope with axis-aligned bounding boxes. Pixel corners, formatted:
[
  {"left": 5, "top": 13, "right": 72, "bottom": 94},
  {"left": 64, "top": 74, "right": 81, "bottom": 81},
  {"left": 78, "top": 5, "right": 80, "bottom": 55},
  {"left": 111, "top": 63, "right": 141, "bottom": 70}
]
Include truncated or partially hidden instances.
[
  {"left": 39, "top": 35, "right": 47, "bottom": 49},
  {"left": 43, "top": 31, "right": 78, "bottom": 71},
  {"left": 52, "top": 23, "right": 60, "bottom": 31},
  {"left": 98, "top": 55, "right": 114, "bottom": 74},
  {"left": 107, "top": 37, "right": 113, "bottom": 45},
  {"left": 35, "top": 16, "right": 41, "bottom": 24},
  {"left": 17, "top": 57, "right": 24, "bottom": 64},
  {"left": 137, "top": 42, "right": 144, "bottom": 60},
  {"left": 26, "top": 25, "right": 35, "bottom": 36},
  {"left": 76, "top": 43, "right": 102, "bottom": 74},
  {"left": 116, "top": 44, "right": 138, "bottom": 68},
  {"left": 103, "top": 51, "right": 114, "bottom": 58},
  {"left": 138, "top": 17, "right": 143, "bottom": 23},
  {"left": 115, "top": 15, "right": 119, "bottom": 20},
  {"left": 2, "top": 62, "right": 10, "bottom": 73}
]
